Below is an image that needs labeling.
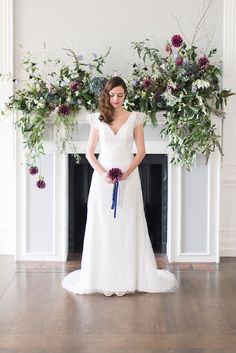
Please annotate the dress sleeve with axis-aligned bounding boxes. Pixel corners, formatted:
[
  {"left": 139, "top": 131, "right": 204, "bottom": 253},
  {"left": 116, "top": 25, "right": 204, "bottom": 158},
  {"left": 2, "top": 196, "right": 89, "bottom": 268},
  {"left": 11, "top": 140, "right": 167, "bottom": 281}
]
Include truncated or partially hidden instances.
[
  {"left": 86, "top": 112, "right": 100, "bottom": 129},
  {"left": 135, "top": 112, "right": 145, "bottom": 126}
]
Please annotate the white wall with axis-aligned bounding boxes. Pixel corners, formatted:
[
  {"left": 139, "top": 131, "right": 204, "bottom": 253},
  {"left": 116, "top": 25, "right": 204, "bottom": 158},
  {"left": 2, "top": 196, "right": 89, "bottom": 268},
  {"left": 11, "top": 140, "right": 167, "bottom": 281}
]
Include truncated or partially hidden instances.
[{"left": 14, "top": 0, "right": 223, "bottom": 77}]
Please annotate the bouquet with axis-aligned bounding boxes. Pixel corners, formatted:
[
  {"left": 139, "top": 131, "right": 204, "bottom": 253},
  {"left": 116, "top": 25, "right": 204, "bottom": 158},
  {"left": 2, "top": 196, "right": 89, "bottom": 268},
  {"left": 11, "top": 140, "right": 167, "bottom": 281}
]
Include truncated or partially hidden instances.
[{"left": 108, "top": 168, "right": 123, "bottom": 218}]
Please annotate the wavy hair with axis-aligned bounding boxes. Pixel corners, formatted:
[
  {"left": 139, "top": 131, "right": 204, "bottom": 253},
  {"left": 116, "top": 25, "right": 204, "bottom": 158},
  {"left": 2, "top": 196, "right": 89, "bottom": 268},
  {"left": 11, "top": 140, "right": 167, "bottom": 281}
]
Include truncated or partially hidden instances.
[{"left": 98, "top": 76, "right": 127, "bottom": 124}]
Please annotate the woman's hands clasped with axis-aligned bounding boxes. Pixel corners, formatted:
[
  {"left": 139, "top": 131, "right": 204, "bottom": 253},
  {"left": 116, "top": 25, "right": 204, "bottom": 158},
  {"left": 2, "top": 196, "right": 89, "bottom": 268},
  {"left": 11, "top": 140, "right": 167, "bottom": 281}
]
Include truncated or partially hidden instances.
[{"left": 101, "top": 170, "right": 130, "bottom": 183}]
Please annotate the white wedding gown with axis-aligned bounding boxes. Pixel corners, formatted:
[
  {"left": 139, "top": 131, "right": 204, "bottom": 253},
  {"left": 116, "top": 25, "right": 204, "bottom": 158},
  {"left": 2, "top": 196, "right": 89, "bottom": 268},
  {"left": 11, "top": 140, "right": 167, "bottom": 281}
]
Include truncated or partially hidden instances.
[{"left": 62, "top": 111, "right": 178, "bottom": 294}]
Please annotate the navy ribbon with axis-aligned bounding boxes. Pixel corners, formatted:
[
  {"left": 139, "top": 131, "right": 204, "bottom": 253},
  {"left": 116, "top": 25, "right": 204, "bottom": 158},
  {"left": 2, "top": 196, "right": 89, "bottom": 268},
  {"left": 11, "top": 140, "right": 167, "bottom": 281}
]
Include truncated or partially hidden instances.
[{"left": 111, "top": 181, "right": 119, "bottom": 218}]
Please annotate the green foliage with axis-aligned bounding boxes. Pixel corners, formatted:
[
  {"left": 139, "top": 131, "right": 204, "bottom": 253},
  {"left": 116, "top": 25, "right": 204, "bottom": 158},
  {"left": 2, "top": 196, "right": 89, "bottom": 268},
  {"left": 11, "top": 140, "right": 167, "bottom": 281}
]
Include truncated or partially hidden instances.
[
  {"left": 126, "top": 37, "right": 234, "bottom": 169},
  {"left": 3, "top": 48, "right": 109, "bottom": 165}
]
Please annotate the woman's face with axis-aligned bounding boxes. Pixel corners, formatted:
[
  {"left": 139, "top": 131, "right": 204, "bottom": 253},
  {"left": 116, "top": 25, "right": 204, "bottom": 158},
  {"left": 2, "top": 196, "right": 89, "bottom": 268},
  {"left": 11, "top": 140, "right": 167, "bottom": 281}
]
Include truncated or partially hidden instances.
[{"left": 109, "top": 86, "right": 125, "bottom": 109}]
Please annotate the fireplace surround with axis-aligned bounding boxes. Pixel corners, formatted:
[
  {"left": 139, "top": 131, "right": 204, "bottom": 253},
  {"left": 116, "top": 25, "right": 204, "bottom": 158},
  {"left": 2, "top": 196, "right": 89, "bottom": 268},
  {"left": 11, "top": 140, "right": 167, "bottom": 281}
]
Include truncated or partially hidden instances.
[{"left": 15, "top": 111, "right": 222, "bottom": 262}]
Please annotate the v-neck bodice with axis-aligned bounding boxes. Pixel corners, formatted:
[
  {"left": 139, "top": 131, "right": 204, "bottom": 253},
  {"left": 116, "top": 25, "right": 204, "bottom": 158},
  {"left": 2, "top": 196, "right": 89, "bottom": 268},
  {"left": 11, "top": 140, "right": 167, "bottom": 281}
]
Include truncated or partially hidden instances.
[
  {"left": 106, "top": 111, "right": 134, "bottom": 136},
  {"left": 87, "top": 111, "right": 144, "bottom": 158}
]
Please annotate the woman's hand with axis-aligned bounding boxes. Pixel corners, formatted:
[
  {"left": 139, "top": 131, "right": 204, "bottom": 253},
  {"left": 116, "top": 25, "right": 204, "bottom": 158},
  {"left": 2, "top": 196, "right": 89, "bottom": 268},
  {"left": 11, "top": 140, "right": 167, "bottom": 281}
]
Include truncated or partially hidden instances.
[
  {"left": 120, "top": 170, "right": 130, "bottom": 181},
  {"left": 101, "top": 171, "right": 114, "bottom": 184}
]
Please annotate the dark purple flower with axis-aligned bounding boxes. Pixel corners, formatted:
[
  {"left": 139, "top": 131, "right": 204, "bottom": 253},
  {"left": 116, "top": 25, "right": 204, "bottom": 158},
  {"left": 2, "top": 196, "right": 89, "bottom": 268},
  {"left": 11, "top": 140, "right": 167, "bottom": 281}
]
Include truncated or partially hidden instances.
[
  {"left": 198, "top": 56, "right": 209, "bottom": 69},
  {"left": 69, "top": 80, "right": 80, "bottom": 91},
  {"left": 171, "top": 35, "right": 183, "bottom": 48},
  {"left": 175, "top": 56, "right": 183, "bottom": 66},
  {"left": 29, "top": 166, "right": 39, "bottom": 175},
  {"left": 57, "top": 104, "right": 70, "bottom": 116},
  {"left": 108, "top": 168, "right": 122, "bottom": 183},
  {"left": 166, "top": 41, "right": 172, "bottom": 55},
  {"left": 140, "top": 78, "right": 152, "bottom": 88},
  {"left": 36, "top": 177, "right": 46, "bottom": 189}
]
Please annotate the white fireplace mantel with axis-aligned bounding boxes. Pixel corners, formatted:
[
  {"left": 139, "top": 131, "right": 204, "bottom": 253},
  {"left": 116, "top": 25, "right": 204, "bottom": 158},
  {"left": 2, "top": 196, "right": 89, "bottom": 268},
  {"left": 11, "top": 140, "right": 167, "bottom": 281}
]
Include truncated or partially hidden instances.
[{"left": 15, "top": 111, "right": 222, "bottom": 263}]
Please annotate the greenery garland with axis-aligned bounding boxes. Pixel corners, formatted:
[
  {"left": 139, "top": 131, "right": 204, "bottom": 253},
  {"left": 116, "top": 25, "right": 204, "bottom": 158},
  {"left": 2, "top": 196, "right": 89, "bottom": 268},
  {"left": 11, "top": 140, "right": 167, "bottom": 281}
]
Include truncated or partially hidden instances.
[{"left": 0, "top": 35, "right": 234, "bottom": 188}]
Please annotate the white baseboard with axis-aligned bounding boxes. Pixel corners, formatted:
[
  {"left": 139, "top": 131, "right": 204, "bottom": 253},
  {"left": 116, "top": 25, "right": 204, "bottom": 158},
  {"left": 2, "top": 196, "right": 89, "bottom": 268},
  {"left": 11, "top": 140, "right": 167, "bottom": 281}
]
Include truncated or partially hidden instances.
[
  {"left": 15, "top": 252, "right": 67, "bottom": 262},
  {"left": 169, "top": 255, "right": 218, "bottom": 263},
  {"left": 220, "top": 248, "right": 236, "bottom": 256}
]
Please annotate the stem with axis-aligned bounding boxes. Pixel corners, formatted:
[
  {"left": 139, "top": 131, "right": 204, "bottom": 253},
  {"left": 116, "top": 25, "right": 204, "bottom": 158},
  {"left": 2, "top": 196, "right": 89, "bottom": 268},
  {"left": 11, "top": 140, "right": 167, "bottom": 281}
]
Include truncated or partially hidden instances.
[{"left": 191, "top": 0, "right": 213, "bottom": 46}]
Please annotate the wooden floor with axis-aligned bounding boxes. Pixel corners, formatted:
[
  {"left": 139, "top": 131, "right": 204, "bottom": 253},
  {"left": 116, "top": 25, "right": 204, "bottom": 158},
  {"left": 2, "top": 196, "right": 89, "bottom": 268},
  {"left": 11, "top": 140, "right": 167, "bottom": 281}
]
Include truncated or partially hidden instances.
[{"left": 1, "top": 255, "right": 236, "bottom": 353}]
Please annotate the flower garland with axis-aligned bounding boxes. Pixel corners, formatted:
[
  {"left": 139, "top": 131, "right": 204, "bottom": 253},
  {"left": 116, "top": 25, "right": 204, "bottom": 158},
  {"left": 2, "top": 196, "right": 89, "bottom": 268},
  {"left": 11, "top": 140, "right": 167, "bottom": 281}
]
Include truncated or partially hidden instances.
[{"left": 1, "top": 35, "right": 234, "bottom": 187}]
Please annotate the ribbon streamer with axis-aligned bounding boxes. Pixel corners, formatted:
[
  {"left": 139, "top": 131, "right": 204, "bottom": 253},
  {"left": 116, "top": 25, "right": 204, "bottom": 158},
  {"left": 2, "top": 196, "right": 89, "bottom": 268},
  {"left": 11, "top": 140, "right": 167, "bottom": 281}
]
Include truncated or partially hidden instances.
[{"left": 111, "top": 181, "right": 119, "bottom": 218}]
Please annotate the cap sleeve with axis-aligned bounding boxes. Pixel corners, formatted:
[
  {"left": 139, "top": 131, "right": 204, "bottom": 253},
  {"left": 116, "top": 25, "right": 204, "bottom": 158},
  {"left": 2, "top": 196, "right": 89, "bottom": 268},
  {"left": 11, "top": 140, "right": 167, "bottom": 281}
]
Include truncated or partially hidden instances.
[
  {"left": 86, "top": 112, "right": 100, "bottom": 129},
  {"left": 135, "top": 112, "right": 145, "bottom": 126}
]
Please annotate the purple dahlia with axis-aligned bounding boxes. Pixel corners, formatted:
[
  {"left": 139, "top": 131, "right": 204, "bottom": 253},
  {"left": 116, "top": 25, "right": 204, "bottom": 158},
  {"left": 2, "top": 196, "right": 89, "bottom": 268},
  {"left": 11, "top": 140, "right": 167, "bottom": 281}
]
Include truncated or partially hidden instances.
[
  {"left": 57, "top": 104, "right": 70, "bottom": 116},
  {"left": 108, "top": 168, "right": 122, "bottom": 183},
  {"left": 36, "top": 177, "right": 46, "bottom": 189},
  {"left": 198, "top": 56, "right": 209, "bottom": 69},
  {"left": 140, "top": 78, "right": 152, "bottom": 88},
  {"left": 29, "top": 166, "right": 39, "bottom": 175},
  {"left": 171, "top": 35, "right": 183, "bottom": 48},
  {"left": 69, "top": 80, "right": 80, "bottom": 91}
]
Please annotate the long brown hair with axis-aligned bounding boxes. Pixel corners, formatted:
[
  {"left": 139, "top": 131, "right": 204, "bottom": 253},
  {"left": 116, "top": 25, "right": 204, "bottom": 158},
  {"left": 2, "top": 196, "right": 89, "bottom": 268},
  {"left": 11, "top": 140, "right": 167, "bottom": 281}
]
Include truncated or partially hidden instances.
[{"left": 99, "top": 76, "right": 127, "bottom": 124}]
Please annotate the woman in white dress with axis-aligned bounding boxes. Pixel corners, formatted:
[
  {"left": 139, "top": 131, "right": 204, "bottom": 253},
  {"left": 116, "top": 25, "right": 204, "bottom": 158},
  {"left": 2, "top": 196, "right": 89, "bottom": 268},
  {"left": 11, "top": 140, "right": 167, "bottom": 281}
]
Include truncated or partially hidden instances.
[{"left": 62, "top": 77, "right": 178, "bottom": 296}]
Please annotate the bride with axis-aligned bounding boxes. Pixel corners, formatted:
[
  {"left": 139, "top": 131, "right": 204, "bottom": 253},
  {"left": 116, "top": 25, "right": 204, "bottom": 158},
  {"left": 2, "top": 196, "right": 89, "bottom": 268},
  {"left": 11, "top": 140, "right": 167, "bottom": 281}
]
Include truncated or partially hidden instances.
[{"left": 62, "top": 76, "right": 178, "bottom": 296}]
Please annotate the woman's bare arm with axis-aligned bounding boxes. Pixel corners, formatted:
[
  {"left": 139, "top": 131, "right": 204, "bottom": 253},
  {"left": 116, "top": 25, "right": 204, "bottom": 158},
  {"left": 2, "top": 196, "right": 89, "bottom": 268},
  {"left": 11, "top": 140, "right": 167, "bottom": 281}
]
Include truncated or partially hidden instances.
[
  {"left": 85, "top": 127, "right": 107, "bottom": 177},
  {"left": 85, "top": 127, "right": 113, "bottom": 183},
  {"left": 121, "top": 123, "right": 146, "bottom": 180}
]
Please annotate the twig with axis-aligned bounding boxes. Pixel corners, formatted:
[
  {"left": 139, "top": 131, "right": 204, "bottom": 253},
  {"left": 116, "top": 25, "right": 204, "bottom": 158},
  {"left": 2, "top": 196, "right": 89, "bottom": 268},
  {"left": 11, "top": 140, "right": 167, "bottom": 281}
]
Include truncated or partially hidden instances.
[
  {"left": 162, "top": 0, "right": 192, "bottom": 45},
  {"left": 191, "top": 0, "right": 214, "bottom": 45}
]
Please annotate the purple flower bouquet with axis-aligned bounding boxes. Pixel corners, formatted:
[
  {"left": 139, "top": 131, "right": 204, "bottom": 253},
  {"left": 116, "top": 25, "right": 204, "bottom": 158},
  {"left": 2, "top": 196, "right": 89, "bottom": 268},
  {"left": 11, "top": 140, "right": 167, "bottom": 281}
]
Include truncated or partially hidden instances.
[{"left": 108, "top": 168, "right": 122, "bottom": 218}]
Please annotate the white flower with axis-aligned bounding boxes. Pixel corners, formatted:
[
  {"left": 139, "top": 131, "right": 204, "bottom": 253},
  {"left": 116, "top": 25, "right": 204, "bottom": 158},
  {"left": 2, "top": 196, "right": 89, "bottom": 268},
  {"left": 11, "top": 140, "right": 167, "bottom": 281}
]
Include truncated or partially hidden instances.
[
  {"left": 162, "top": 89, "right": 179, "bottom": 107},
  {"left": 192, "top": 79, "right": 210, "bottom": 90},
  {"left": 60, "top": 80, "right": 66, "bottom": 87},
  {"left": 160, "top": 63, "right": 166, "bottom": 70},
  {"left": 167, "top": 80, "right": 177, "bottom": 89}
]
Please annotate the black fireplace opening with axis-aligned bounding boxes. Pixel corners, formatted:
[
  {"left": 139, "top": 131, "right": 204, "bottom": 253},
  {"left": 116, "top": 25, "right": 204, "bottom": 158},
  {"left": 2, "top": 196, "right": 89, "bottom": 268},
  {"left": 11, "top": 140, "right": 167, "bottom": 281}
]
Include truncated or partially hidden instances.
[{"left": 68, "top": 154, "right": 168, "bottom": 258}]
